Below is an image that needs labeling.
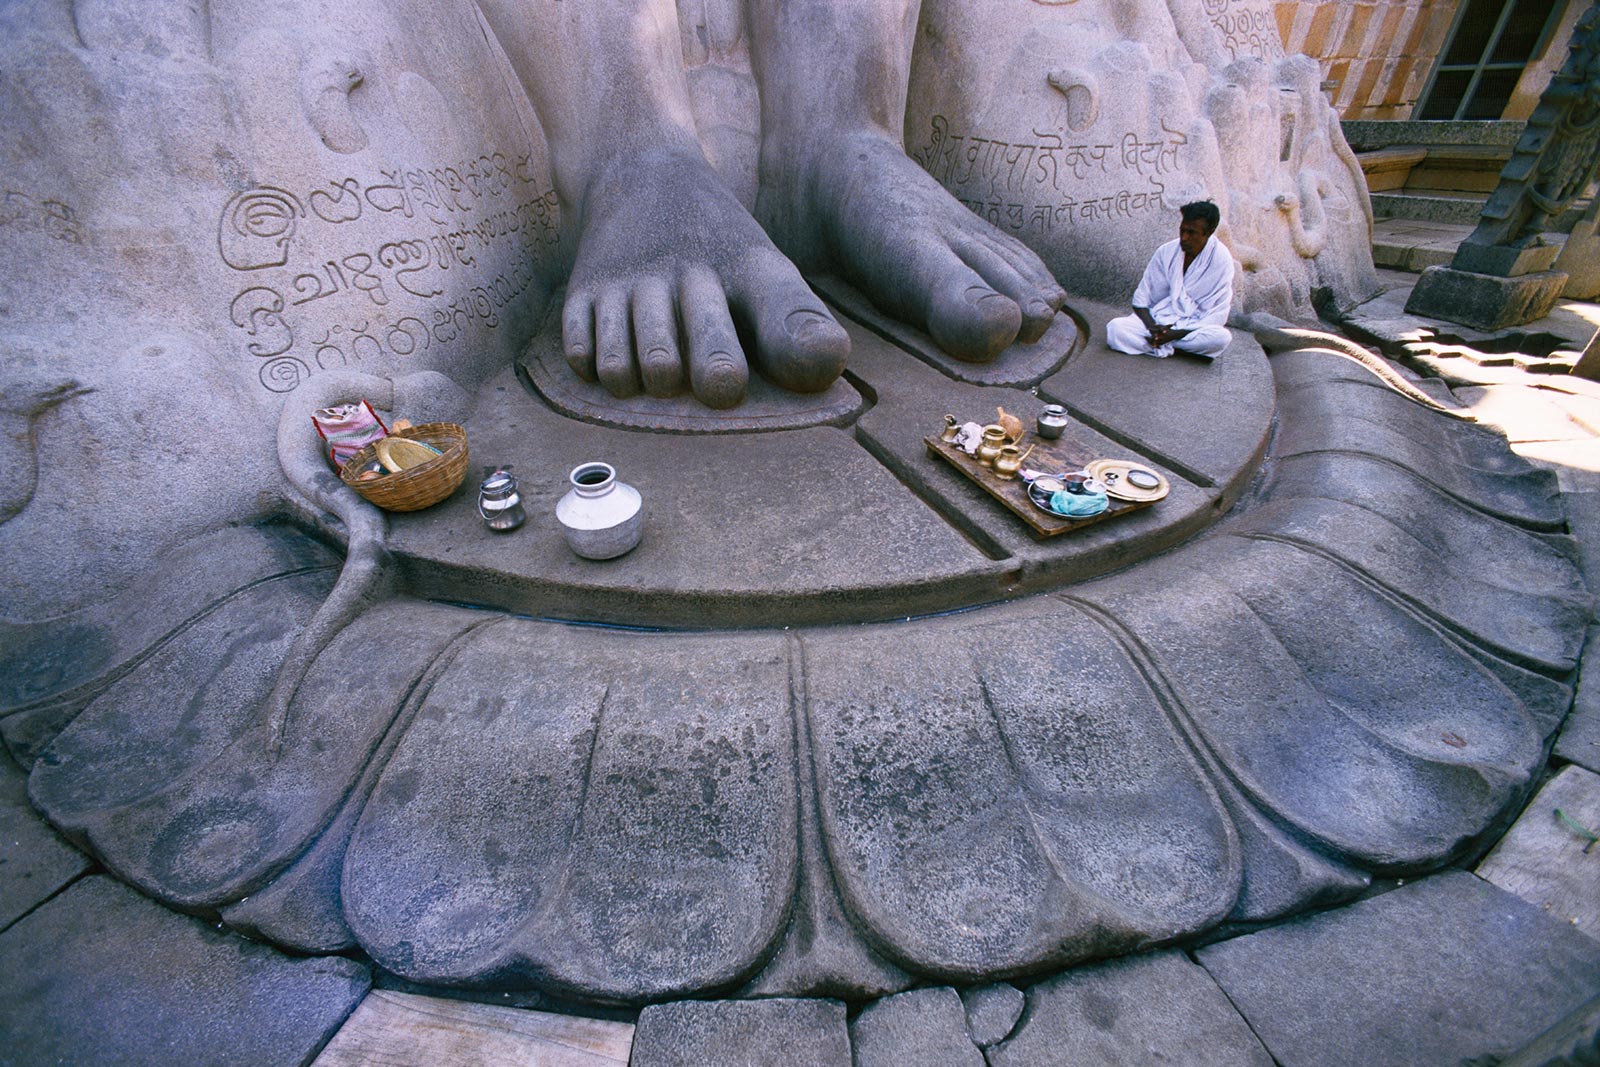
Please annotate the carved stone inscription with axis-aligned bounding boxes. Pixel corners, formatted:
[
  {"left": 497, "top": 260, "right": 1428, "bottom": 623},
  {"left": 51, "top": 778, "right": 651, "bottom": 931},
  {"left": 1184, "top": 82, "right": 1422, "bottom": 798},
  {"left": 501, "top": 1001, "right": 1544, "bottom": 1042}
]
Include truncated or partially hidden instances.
[
  {"left": 1203, "top": 0, "right": 1283, "bottom": 62},
  {"left": 0, "top": 189, "right": 84, "bottom": 244},
  {"left": 913, "top": 116, "right": 1185, "bottom": 235},
  {"left": 217, "top": 151, "right": 559, "bottom": 393}
]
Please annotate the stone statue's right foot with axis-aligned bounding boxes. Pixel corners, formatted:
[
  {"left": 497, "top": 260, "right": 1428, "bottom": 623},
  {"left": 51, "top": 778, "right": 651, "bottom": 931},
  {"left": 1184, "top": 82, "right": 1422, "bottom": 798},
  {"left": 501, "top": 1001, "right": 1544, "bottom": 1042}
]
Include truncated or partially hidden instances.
[
  {"left": 561, "top": 147, "right": 849, "bottom": 409},
  {"left": 760, "top": 131, "right": 1066, "bottom": 363}
]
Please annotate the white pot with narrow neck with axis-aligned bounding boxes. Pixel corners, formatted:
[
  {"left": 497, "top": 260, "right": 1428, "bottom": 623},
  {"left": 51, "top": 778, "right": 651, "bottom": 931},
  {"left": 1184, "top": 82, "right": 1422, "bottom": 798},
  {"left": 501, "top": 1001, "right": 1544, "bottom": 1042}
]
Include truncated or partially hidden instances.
[{"left": 555, "top": 461, "right": 643, "bottom": 560}]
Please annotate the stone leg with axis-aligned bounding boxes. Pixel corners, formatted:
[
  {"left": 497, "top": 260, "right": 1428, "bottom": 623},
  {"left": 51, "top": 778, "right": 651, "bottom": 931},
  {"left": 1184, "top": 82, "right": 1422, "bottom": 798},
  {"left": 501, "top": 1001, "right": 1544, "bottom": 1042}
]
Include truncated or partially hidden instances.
[
  {"left": 747, "top": 0, "right": 1066, "bottom": 363},
  {"left": 476, "top": 0, "right": 849, "bottom": 408}
]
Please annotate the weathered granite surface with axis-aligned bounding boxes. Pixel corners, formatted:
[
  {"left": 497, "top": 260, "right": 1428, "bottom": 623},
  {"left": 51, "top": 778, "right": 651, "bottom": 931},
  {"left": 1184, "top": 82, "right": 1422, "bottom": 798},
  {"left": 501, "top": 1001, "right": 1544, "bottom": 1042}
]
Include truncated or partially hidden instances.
[
  {"left": 0, "top": 876, "right": 369, "bottom": 1067},
  {"left": 988, "top": 951, "right": 1273, "bottom": 1067},
  {"left": 1197, "top": 872, "right": 1600, "bottom": 1067},
  {"left": 0, "top": 751, "right": 88, "bottom": 931},
  {"left": 905, "top": 0, "right": 1378, "bottom": 318},
  {"left": 960, "top": 983, "right": 1025, "bottom": 1048},
  {"left": 1406, "top": 265, "right": 1571, "bottom": 331},
  {"left": 0, "top": 0, "right": 560, "bottom": 619},
  {"left": 630, "top": 998, "right": 850, "bottom": 1067},
  {"left": 1477, "top": 764, "right": 1600, "bottom": 939},
  {"left": 1557, "top": 622, "right": 1600, "bottom": 774},
  {"left": 0, "top": 2, "right": 1573, "bottom": 1048},
  {"left": 2, "top": 324, "right": 1577, "bottom": 1008},
  {"left": 850, "top": 987, "right": 984, "bottom": 1067}
]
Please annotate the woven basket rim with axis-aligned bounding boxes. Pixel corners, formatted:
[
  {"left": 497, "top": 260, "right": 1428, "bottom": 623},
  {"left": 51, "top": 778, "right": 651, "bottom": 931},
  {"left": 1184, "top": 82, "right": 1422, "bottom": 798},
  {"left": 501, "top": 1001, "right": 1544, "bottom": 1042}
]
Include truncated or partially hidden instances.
[
  {"left": 339, "top": 423, "right": 465, "bottom": 486},
  {"left": 338, "top": 423, "right": 468, "bottom": 511}
]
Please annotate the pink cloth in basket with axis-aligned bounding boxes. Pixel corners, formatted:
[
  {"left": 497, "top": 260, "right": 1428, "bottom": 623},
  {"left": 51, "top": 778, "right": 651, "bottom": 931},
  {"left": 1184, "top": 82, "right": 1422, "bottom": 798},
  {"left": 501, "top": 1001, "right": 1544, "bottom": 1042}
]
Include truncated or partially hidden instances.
[{"left": 312, "top": 401, "right": 389, "bottom": 470}]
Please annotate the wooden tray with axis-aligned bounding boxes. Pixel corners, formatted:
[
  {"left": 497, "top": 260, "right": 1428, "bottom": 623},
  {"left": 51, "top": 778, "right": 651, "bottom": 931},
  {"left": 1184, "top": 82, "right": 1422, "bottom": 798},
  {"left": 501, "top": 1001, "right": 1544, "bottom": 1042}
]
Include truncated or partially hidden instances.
[{"left": 925, "top": 429, "right": 1158, "bottom": 538}]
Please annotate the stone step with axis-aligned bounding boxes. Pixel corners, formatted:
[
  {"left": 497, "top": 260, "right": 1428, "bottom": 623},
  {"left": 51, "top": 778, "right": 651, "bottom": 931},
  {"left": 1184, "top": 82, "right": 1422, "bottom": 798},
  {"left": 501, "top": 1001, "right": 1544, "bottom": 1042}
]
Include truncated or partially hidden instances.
[
  {"left": 0, "top": 876, "right": 370, "bottom": 1067},
  {"left": 1196, "top": 871, "right": 1600, "bottom": 1067},
  {"left": 311, "top": 990, "right": 633, "bottom": 1067},
  {"left": 1476, "top": 764, "right": 1600, "bottom": 940},
  {"left": 1372, "top": 191, "right": 1487, "bottom": 226},
  {"left": 1342, "top": 119, "right": 1526, "bottom": 151}
]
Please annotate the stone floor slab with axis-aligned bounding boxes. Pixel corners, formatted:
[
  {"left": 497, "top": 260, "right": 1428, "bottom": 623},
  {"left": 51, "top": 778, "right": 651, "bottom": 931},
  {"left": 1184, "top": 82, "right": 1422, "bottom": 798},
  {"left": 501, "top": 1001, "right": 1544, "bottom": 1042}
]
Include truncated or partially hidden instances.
[
  {"left": 960, "top": 982, "right": 1024, "bottom": 1047},
  {"left": 849, "top": 987, "right": 983, "bottom": 1067},
  {"left": 1455, "top": 384, "right": 1600, "bottom": 443},
  {"left": 846, "top": 324, "right": 1229, "bottom": 596},
  {"left": 1477, "top": 764, "right": 1600, "bottom": 938},
  {"left": 987, "top": 950, "right": 1272, "bottom": 1067},
  {"left": 311, "top": 990, "right": 632, "bottom": 1066},
  {"left": 0, "top": 875, "right": 369, "bottom": 1067},
  {"left": 1557, "top": 624, "right": 1600, "bottom": 774},
  {"left": 1512, "top": 439, "right": 1600, "bottom": 494},
  {"left": 1196, "top": 871, "right": 1600, "bottom": 1067},
  {"left": 1563, "top": 490, "right": 1600, "bottom": 584},
  {"left": 629, "top": 998, "right": 849, "bottom": 1067},
  {"left": 0, "top": 751, "right": 87, "bottom": 931}
]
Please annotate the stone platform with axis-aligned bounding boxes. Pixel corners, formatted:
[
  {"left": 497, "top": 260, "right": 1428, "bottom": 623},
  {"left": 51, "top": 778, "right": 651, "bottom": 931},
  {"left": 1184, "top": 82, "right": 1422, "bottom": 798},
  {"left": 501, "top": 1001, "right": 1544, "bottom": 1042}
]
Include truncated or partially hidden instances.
[
  {"left": 392, "top": 298, "right": 1268, "bottom": 628},
  {"left": 1, "top": 291, "right": 1596, "bottom": 1063}
]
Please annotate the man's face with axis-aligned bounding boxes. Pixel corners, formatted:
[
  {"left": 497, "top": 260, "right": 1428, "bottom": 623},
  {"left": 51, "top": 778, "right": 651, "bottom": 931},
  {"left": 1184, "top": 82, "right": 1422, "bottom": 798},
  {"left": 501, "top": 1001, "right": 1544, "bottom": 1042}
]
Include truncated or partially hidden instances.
[{"left": 1179, "top": 217, "right": 1212, "bottom": 258}]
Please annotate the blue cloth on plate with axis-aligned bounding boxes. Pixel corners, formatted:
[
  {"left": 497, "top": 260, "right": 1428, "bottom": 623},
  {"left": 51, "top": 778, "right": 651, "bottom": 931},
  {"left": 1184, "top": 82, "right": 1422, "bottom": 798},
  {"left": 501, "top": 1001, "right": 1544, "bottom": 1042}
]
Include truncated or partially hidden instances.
[{"left": 1050, "top": 489, "right": 1108, "bottom": 517}]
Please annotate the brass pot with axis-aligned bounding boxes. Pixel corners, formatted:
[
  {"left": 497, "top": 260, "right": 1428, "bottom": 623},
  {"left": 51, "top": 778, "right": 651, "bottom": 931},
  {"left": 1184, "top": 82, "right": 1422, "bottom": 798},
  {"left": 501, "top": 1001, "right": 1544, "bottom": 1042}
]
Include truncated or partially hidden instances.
[
  {"left": 993, "top": 445, "right": 1023, "bottom": 480},
  {"left": 976, "top": 425, "right": 1007, "bottom": 467}
]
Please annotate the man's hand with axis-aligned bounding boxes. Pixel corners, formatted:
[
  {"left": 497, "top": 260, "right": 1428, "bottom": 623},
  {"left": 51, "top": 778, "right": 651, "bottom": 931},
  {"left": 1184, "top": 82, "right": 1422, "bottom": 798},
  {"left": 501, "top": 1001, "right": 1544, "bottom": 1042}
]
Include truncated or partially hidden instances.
[{"left": 1147, "top": 324, "right": 1190, "bottom": 347}]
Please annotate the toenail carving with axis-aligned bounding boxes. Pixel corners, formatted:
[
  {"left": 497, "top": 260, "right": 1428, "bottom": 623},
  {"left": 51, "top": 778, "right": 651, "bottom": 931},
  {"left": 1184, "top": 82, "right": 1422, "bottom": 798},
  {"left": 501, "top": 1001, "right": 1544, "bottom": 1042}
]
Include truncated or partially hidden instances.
[{"left": 785, "top": 310, "right": 837, "bottom": 344}]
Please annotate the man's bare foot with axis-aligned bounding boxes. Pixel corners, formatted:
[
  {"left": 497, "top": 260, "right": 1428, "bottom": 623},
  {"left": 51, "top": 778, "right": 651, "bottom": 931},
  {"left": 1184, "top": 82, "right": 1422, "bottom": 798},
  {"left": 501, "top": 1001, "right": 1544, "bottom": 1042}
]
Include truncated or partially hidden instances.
[
  {"left": 758, "top": 130, "right": 1067, "bottom": 363},
  {"left": 563, "top": 146, "right": 849, "bottom": 409}
]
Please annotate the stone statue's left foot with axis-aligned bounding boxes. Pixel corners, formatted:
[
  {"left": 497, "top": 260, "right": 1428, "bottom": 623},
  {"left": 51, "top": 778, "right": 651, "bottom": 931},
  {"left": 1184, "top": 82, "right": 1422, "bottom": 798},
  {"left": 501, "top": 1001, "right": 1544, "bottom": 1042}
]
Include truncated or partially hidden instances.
[
  {"left": 760, "top": 131, "right": 1066, "bottom": 363},
  {"left": 563, "top": 147, "right": 851, "bottom": 409}
]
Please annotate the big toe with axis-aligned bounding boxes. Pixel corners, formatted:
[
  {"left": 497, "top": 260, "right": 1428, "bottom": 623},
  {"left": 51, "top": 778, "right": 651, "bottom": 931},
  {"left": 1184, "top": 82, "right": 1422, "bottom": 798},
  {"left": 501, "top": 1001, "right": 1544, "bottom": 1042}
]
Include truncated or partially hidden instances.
[
  {"left": 956, "top": 235, "right": 1060, "bottom": 345},
  {"left": 928, "top": 278, "right": 1022, "bottom": 363},
  {"left": 730, "top": 254, "right": 849, "bottom": 394}
]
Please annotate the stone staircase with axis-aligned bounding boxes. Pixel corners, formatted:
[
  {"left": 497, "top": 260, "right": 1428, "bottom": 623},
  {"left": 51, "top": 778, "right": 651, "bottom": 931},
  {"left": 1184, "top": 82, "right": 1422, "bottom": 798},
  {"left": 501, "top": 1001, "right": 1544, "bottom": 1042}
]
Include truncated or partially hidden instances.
[
  {"left": 1344, "top": 119, "right": 1525, "bottom": 229},
  {"left": 1345, "top": 118, "right": 1598, "bottom": 291}
]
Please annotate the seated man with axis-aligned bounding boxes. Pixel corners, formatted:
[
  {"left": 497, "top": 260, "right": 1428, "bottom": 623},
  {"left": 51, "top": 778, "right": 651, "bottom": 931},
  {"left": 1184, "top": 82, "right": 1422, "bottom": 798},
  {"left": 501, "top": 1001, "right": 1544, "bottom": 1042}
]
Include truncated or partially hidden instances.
[{"left": 1106, "top": 201, "right": 1234, "bottom": 360}]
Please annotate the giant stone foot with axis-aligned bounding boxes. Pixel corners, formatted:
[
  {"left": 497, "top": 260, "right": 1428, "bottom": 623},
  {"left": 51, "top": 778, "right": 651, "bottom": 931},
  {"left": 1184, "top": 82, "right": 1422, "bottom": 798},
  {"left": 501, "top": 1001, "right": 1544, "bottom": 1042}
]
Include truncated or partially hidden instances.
[
  {"left": 562, "top": 146, "right": 849, "bottom": 409},
  {"left": 758, "top": 131, "right": 1067, "bottom": 363}
]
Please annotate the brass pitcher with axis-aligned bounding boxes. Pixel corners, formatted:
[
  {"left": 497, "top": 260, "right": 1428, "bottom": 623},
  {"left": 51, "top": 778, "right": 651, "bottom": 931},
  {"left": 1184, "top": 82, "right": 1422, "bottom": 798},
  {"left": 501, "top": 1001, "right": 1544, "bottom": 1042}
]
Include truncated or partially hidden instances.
[
  {"left": 993, "top": 445, "right": 1023, "bottom": 480},
  {"left": 976, "top": 425, "right": 1007, "bottom": 467}
]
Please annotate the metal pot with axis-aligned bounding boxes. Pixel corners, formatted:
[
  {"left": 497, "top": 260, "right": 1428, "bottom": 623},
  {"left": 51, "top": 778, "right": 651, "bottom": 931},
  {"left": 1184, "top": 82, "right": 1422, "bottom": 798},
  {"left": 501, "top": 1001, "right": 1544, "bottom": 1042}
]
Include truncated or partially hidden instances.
[
  {"left": 1037, "top": 404, "right": 1069, "bottom": 439},
  {"left": 477, "top": 469, "right": 526, "bottom": 532},
  {"left": 556, "top": 461, "right": 643, "bottom": 560}
]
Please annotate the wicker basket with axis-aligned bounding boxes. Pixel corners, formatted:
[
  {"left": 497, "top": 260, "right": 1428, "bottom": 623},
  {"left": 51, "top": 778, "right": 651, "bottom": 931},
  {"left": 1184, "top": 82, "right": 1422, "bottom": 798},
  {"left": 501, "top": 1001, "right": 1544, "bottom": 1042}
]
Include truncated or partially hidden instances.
[{"left": 340, "top": 422, "right": 469, "bottom": 512}]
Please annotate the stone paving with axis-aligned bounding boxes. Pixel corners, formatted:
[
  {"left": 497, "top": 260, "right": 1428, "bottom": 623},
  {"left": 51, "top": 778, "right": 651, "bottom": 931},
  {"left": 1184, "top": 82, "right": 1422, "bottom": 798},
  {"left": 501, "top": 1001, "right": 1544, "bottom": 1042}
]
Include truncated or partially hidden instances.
[{"left": 3, "top": 275, "right": 1600, "bottom": 1064}]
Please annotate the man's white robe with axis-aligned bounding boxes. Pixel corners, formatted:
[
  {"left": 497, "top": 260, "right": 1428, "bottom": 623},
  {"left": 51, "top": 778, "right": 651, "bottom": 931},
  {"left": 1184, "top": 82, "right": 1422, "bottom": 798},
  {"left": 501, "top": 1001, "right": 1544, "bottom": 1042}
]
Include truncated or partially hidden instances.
[{"left": 1106, "top": 235, "right": 1235, "bottom": 359}]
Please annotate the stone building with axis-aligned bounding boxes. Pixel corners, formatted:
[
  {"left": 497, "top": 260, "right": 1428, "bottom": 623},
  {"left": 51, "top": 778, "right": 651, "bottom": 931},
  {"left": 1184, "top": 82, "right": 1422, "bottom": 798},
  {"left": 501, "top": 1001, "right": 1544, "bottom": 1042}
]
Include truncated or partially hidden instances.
[{"left": 1210, "top": 0, "right": 1590, "bottom": 120}]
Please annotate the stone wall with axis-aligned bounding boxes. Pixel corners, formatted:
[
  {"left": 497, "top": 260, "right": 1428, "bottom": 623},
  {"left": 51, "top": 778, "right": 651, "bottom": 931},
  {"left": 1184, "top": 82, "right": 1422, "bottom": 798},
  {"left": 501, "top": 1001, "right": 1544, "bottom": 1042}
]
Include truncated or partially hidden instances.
[
  {"left": 1277, "top": 0, "right": 1460, "bottom": 119},
  {"left": 1277, "top": 0, "right": 1586, "bottom": 121}
]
